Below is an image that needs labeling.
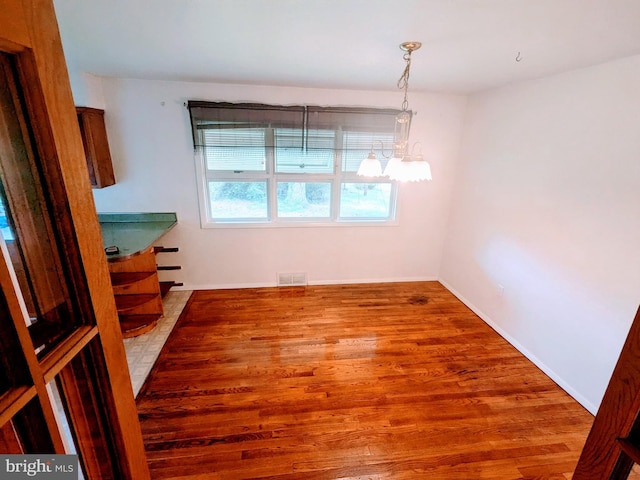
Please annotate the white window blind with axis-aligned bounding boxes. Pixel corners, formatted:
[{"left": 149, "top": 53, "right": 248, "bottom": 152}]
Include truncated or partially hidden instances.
[
  {"left": 203, "top": 128, "right": 266, "bottom": 171},
  {"left": 274, "top": 128, "right": 335, "bottom": 174},
  {"left": 188, "top": 101, "right": 402, "bottom": 226}
]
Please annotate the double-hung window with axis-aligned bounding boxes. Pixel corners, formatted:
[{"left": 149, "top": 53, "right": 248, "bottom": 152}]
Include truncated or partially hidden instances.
[{"left": 188, "top": 102, "right": 402, "bottom": 226}]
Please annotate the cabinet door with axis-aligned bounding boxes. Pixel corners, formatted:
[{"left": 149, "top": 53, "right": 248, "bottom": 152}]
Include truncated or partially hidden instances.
[{"left": 77, "top": 107, "right": 116, "bottom": 188}]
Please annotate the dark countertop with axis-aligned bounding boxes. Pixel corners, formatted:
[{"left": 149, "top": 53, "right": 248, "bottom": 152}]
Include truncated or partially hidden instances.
[{"left": 98, "top": 212, "right": 177, "bottom": 261}]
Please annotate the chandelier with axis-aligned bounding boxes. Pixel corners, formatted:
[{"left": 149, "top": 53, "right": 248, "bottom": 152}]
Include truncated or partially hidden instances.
[{"left": 357, "top": 41, "right": 432, "bottom": 182}]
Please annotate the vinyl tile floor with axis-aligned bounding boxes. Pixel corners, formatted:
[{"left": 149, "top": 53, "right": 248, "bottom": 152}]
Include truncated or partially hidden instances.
[{"left": 123, "top": 289, "right": 192, "bottom": 396}]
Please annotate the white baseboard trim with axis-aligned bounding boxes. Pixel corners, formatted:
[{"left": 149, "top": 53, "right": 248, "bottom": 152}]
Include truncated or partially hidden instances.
[
  {"left": 439, "top": 278, "right": 598, "bottom": 415},
  {"left": 177, "top": 276, "right": 440, "bottom": 292},
  {"left": 308, "top": 276, "right": 440, "bottom": 286},
  {"left": 175, "top": 282, "right": 274, "bottom": 291}
]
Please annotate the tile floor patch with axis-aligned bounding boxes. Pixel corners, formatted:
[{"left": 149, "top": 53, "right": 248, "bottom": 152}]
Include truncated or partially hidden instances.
[{"left": 124, "top": 290, "right": 192, "bottom": 396}]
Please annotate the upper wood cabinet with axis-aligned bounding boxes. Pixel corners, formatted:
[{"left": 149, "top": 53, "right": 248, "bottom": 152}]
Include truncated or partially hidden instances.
[{"left": 76, "top": 106, "right": 116, "bottom": 188}]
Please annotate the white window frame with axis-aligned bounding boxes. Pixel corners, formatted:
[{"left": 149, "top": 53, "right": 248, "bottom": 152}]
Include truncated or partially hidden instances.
[{"left": 190, "top": 105, "right": 400, "bottom": 228}]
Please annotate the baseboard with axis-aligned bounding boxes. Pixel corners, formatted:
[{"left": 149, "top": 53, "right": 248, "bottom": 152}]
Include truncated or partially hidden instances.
[
  {"left": 438, "top": 278, "right": 598, "bottom": 415},
  {"left": 175, "top": 282, "right": 274, "bottom": 291},
  {"left": 308, "top": 276, "right": 439, "bottom": 286},
  {"left": 175, "top": 276, "right": 440, "bottom": 292}
]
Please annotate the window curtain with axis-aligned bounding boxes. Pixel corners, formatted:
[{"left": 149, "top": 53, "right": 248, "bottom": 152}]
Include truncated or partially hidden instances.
[{"left": 187, "top": 101, "right": 406, "bottom": 152}]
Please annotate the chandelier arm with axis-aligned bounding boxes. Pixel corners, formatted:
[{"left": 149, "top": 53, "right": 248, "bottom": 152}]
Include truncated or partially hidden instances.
[{"left": 371, "top": 139, "right": 394, "bottom": 159}]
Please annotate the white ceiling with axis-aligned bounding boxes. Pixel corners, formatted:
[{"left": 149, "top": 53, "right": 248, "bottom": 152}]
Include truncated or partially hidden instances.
[{"left": 53, "top": 0, "right": 640, "bottom": 94}]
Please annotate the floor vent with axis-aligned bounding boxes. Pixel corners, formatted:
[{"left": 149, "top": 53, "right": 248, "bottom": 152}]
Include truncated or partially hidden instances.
[{"left": 277, "top": 272, "right": 307, "bottom": 287}]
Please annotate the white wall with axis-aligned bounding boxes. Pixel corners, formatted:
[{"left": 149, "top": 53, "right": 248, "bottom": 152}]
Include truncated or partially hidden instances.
[
  {"left": 80, "top": 77, "right": 466, "bottom": 290},
  {"left": 440, "top": 55, "right": 640, "bottom": 413}
]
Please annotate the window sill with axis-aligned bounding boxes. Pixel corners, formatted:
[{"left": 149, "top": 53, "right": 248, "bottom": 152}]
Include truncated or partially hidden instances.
[{"left": 200, "top": 220, "right": 400, "bottom": 229}]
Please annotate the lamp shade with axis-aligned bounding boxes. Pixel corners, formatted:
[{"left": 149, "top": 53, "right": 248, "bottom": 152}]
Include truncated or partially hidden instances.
[
  {"left": 388, "top": 157, "right": 432, "bottom": 182},
  {"left": 382, "top": 157, "right": 402, "bottom": 178},
  {"left": 411, "top": 159, "right": 432, "bottom": 182},
  {"left": 356, "top": 152, "right": 383, "bottom": 177}
]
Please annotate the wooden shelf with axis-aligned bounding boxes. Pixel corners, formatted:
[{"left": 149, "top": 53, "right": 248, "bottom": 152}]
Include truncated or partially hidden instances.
[
  {"left": 155, "top": 245, "right": 182, "bottom": 298},
  {"left": 108, "top": 245, "right": 163, "bottom": 337},
  {"left": 118, "top": 315, "right": 160, "bottom": 339},
  {"left": 110, "top": 271, "right": 156, "bottom": 287},
  {"left": 160, "top": 281, "right": 183, "bottom": 298},
  {"left": 114, "top": 294, "right": 159, "bottom": 313}
]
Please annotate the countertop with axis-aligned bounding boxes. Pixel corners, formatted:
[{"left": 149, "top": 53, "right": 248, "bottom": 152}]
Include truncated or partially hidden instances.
[{"left": 98, "top": 212, "right": 177, "bottom": 261}]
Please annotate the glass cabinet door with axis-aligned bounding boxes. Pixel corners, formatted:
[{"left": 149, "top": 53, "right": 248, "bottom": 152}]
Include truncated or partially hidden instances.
[
  {"left": 0, "top": 1, "right": 150, "bottom": 476},
  {"left": 0, "top": 55, "right": 81, "bottom": 358}
]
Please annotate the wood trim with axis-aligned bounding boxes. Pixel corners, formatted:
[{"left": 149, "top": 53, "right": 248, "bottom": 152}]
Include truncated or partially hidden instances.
[
  {"left": 22, "top": 0, "right": 150, "bottom": 475},
  {"left": 0, "top": 2, "right": 30, "bottom": 49},
  {"left": 30, "top": 0, "right": 147, "bottom": 467},
  {"left": 0, "top": 386, "right": 36, "bottom": 427},
  {"left": 12, "top": 397, "right": 57, "bottom": 452},
  {"left": 618, "top": 438, "right": 640, "bottom": 467},
  {"left": 57, "top": 348, "right": 120, "bottom": 479},
  {"left": 0, "top": 0, "right": 150, "bottom": 477},
  {"left": 0, "top": 421, "right": 22, "bottom": 453},
  {"left": 0, "top": 223, "right": 64, "bottom": 453},
  {"left": 0, "top": 50, "right": 68, "bottom": 319},
  {"left": 41, "top": 326, "right": 98, "bottom": 383},
  {"left": 574, "top": 305, "right": 640, "bottom": 479}
]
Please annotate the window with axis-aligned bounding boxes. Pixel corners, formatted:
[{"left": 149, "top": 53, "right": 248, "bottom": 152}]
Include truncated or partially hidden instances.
[{"left": 188, "top": 102, "right": 401, "bottom": 226}]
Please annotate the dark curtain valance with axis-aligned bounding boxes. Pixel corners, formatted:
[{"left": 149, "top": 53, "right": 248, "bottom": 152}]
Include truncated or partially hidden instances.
[
  {"left": 306, "top": 106, "right": 407, "bottom": 131},
  {"left": 187, "top": 101, "right": 408, "bottom": 149},
  {"left": 188, "top": 102, "right": 305, "bottom": 130}
]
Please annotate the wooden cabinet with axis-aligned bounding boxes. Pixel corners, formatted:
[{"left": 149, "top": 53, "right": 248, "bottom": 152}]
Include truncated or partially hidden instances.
[
  {"left": 0, "top": 1, "right": 150, "bottom": 476},
  {"left": 76, "top": 106, "right": 115, "bottom": 188},
  {"left": 108, "top": 245, "right": 163, "bottom": 337}
]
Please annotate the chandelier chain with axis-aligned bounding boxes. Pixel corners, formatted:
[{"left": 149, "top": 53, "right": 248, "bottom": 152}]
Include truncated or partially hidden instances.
[
  {"left": 397, "top": 51, "right": 412, "bottom": 112},
  {"left": 357, "top": 41, "right": 431, "bottom": 181}
]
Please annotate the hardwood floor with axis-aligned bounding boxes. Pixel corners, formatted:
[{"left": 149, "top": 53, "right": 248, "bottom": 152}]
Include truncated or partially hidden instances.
[{"left": 136, "top": 281, "right": 596, "bottom": 479}]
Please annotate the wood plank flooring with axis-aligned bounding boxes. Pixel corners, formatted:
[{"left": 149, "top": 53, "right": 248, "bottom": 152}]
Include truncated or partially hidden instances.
[{"left": 136, "top": 281, "right": 596, "bottom": 479}]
